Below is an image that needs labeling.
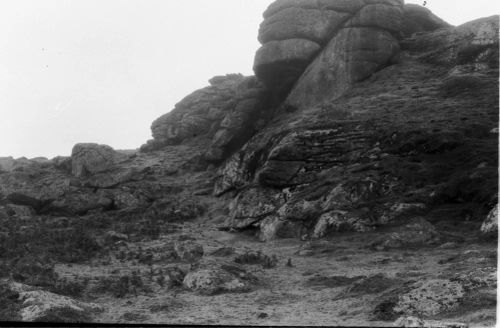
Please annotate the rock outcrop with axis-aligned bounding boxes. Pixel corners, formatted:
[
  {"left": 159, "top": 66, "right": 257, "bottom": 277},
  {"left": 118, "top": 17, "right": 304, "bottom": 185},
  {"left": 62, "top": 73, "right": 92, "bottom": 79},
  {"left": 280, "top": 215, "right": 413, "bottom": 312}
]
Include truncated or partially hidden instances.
[
  {"left": 0, "top": 2, "right": 498, "bottom": 326},
  {"left": 213, "top": 13, "right": 499, "bottom": 239},
  {"left": 253, "top": 0, "right": 409, "bottom": 108},
  {"left": 143, "top": 75, "right": 273, "bottom": 163},
  {"left": 71, "top": 143, "right": 123, "bottom": 178}
]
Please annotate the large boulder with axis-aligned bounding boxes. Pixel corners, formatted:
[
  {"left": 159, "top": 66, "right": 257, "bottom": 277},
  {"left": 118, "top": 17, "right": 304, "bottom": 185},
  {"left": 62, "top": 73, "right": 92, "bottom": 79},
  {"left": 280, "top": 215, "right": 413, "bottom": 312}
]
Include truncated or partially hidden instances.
[
  {"left": 253, "top": 39, "right": 321, "bottom": 91},
  {"left": 71, "top": 143, "right": 122, "bottom": 178},
  {"left": 285, "top": 27, "right": 400, "bottom": 108}
]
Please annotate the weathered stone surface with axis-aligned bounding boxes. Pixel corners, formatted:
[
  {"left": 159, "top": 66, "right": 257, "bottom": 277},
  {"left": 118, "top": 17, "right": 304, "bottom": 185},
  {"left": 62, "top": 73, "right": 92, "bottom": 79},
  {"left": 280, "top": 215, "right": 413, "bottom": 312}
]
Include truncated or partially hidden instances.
[
  {"left": 257, "top": 216, "right": 301, "bottom": 241},
  {"left": 277, "top": 199, "right": 322, "bottom": 221},
  {"left": 183, "top": 261, "right": 257, "bottom": 295},
  {"left": 317, "top": 0, "right": 367, "bottom": 13},
  {"left": 346, "top": 4, "right": 403, "bottom": 32},
  {"left": 456, "top": 15, "right": 499, "bottom": 46},
  {"left": 226, "top": 187, "right": 285, "bottom": 229},
  {"left": 71, "top": 143, "right": 122, "bottom": 178},
  {"left": 52, "top": 156, "right": 72, "bottom": 172},
  {"left": 402, "top": 16, "right": 499, "bottom": 67},
  {"left": 312, "top": 210, "right": 373, "bottom": 238},
  {"left": 480, "top": 204, "right": 497, "bottom": 236},
  {"left": 146, "top": 75, "right": 271, "bottom": 162},
  {"left": 401, "top": 4, "right": 451, "bottom": 37},
  {"left": 206, "top": 77, "right": 272, "bottom": 162},
  {"left": 371, "top": 218, "right": 441, "bottom": 250},
  {"left": 393, "top": 316, "right": 426, "bottom": 328},
  {"left": 259, "top": 7, "right": 350, "bottom": 44},
  {"left": 263, "top": 0, "right": 366, "bottom": 18},
  {"left": 286, "top": 27, "right": 400, "bottom": 108},
  {"left": 254, "top": 39, "right": 321, "bottom": 90},
  {"left": 394, "top": 279, "right": 465, "bottom": 316},
  {"left": 12, "top": 283, "right": 102, "bottom": 322},
  {"left": 43, "top": 190, "right": 113, "bottom": 215},
  {"left": 147, "top": 75, "right": 243, "bottom": 148}
]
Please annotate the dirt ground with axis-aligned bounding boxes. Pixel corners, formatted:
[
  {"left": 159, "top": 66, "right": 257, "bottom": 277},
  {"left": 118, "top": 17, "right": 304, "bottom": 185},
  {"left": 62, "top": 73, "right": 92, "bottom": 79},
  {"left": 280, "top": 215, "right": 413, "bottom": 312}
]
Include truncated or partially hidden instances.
[{"left": 53, "top": 215, "right": 497, "bottom": 327}]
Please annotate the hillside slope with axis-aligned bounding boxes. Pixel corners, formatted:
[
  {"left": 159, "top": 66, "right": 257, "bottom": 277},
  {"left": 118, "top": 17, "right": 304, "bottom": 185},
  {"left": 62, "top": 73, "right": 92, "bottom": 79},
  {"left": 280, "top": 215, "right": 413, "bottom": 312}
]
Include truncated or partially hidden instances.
[{"left": 0, "top": 1, "right": 498, "bottom": 326}]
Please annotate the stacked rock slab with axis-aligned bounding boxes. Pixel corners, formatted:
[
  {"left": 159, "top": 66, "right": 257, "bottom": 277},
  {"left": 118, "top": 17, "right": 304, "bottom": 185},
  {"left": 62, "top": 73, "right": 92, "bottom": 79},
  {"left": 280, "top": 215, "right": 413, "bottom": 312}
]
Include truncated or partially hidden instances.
[
  {"left": 146, "top": 74, "right": 247, "bottom": 150},
  {"left": 254, "top": 0, "right": 404, "bottom": 108},
  {"left": 144, "top": 74, "right": 272, "bottom": 163}
]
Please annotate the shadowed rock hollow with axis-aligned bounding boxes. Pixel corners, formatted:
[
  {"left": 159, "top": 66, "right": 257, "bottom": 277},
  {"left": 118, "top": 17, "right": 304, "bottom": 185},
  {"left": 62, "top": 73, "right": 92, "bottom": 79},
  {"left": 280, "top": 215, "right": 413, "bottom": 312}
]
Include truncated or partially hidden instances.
[{"left": 0, "top": 1, "right": 497, "bottom": 326}]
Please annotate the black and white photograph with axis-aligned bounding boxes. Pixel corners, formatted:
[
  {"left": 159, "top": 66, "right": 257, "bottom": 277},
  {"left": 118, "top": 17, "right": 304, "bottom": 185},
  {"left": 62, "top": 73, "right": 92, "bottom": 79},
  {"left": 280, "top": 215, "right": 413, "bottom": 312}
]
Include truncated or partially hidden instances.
[{"left": 0, "top": 0, "right": 498, "bottom": 326}]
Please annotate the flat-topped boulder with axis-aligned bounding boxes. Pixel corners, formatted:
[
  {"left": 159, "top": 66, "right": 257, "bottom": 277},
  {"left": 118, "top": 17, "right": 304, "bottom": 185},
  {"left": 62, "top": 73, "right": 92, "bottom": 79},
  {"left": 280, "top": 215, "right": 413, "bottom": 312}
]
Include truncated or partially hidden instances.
[
  {"left": 254, "top": 0, "right": 405, "bottom": 104},
  {"left": 71, "top": 143, "right": 123, "bottom": 178}
]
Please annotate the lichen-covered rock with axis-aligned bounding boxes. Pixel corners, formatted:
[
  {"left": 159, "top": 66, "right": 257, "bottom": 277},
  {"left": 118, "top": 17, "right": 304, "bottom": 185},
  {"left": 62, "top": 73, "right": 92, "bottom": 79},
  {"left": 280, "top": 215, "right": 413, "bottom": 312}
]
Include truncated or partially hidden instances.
[
  {"left": 13, "top": 284, "right": 102, "bottom": 322},
  {"left": 263, "top": 0, "right": 366, "bottom": 19},
  {"left": 226, "top": 187, "right": 285, "bottom": 229},
  {"left": 205, "top": 77, "right": 272, "bottom": 162},
  {"left": 480, "top": 204, "right": 497, "bottom": 236},
  {"left": 394, "top": 279, "right": 465, "bottom": 317},
  {"left": 71, "top": 143, "right": 122, "bottom": 178},
  {"left": 183, "top": 262, "right": 257, "bottom": 295},
  {"left": 257, "top": 216, "right": 302, "bottom": 241},
  {"left": 163, "top": 266, "right": 186, "bottom": 288},
  {"left": 371, "top": 218, "right": 441, "bottom": 250}
]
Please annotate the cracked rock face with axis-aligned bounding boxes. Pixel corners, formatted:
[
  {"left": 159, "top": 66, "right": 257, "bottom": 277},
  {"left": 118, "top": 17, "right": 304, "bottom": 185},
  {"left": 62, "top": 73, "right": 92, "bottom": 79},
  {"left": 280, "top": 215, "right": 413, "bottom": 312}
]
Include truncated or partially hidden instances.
[
  {"left": 71, "top": 143, "right": 123, "bottom": 178},
  {"left": 254, "top": 0, "right": 404, "bottom": 106}
]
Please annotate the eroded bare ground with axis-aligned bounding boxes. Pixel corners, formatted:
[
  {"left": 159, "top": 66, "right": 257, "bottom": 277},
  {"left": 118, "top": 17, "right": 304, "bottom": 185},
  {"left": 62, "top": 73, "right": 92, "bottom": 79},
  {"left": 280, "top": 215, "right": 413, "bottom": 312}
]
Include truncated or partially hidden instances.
[{"left": 47, "top": 213, "right": 495, "bottom": 327}]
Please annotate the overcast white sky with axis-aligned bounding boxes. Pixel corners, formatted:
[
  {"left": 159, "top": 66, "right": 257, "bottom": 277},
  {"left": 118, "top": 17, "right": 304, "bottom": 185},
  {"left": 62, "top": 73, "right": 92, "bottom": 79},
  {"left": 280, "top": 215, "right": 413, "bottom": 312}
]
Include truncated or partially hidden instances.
[{"left": 0, "top": 0, "right": 498, "bottom": 158}]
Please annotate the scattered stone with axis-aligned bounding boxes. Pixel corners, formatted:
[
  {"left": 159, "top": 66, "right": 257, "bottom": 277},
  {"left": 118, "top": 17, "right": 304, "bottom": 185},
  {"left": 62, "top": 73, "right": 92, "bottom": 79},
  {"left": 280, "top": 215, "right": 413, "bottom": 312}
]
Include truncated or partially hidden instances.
[
  {"left": 183, "top": 262, "right": 257, "bottom": 295},
  {"left": 15, "top": 283, "right": 102, "bottom": 322}
]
